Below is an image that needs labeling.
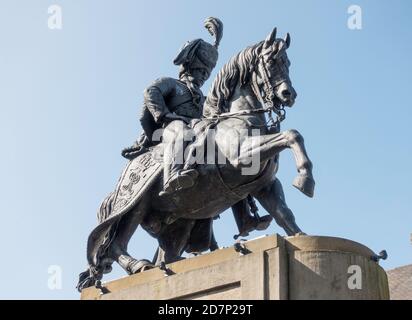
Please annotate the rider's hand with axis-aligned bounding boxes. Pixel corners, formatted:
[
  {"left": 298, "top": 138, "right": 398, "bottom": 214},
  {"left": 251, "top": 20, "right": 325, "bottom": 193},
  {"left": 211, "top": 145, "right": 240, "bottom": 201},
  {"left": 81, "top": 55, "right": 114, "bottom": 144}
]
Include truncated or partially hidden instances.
[
  {"left": 164, "top": 112, "right": 178, "bottom": 120},
  {"left": 177, "top": 115, "right": 191, "bottom": 123},
  {"left": 164, "top": 112, "right": 191, "bottom": 123}
]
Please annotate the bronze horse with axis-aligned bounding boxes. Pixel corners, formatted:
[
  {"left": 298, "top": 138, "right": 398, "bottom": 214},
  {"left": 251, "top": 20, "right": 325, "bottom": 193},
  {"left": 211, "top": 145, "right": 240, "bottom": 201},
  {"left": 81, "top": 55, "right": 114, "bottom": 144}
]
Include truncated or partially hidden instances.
[{"left": 78, "top": 28, "right": 315, "bottom": 291}]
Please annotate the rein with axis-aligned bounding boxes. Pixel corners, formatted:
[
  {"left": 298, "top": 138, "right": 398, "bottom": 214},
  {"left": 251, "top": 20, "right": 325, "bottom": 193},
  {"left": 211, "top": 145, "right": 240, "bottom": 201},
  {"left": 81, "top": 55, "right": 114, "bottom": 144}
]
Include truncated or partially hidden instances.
[{"left": 205, "top": 104, "right": 273, "bottom": 119}]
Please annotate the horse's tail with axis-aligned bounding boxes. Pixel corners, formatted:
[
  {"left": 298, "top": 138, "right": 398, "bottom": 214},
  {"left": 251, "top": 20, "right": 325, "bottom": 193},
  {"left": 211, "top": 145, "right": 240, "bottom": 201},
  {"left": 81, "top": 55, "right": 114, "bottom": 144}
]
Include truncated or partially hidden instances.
[
  {"left": 97, "top": 191, "right": 116, "bottom": 224},
  {"left": 77, "top": 192, "right": 117, "bottom": 292}
]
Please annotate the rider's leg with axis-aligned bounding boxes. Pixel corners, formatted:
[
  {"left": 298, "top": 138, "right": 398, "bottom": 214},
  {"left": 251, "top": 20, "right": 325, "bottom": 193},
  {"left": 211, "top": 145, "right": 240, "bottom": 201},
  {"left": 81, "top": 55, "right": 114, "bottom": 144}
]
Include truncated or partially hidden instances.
[
  {"left": 160, "top": 120, "right": 198, "bottom": 195},
  {"left": 253, "top": 178, "right": 304, "bottom": 236}
]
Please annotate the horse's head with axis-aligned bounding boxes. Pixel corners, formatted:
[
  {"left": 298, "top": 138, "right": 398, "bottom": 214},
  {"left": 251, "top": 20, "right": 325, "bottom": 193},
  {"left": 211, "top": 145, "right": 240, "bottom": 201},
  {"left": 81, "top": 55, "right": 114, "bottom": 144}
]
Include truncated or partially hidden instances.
[
  {"left": 256, "top": 28, "right": 297, "bottom": 108},
  {"left": 203, "top": 29, "right": 297, "bottom": 117}
]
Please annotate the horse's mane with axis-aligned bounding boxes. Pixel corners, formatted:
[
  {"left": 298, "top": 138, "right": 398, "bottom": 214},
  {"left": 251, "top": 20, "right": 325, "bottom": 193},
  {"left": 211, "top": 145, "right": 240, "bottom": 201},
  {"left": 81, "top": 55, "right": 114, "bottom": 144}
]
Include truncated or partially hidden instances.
[{"left": 203, "top": 41, "right": 264, "bottom": 117}]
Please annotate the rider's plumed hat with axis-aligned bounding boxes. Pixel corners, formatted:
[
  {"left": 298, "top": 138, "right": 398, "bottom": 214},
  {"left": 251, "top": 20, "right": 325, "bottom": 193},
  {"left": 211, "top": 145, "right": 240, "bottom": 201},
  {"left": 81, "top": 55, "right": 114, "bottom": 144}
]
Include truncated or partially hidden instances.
[{"left": 173, "top": 17, "right": 223, "bottom": 71}]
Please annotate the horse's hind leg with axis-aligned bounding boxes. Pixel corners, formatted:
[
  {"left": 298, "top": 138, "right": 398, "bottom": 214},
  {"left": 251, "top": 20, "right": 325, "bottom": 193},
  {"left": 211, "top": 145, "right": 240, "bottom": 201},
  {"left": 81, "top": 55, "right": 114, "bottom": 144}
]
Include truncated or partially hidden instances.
[
  {"left": 108, "top": 201, "right": 154, "bottom": 275},
  {"left": 253, "top": 178, "right": 303, "bottom": 236},
  {"left": 153, "top": 219, "right": 196, "bottom": 265}
]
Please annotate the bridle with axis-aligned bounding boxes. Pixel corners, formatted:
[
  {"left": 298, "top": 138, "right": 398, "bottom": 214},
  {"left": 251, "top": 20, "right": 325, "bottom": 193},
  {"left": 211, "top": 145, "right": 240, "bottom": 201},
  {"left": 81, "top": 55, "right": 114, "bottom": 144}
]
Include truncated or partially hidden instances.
[
  {"left": 252, "top": 56, "right": 287, "bottom": 129},
  {"left": 206, "top": 54, "right": 288, "bottom": 131}
]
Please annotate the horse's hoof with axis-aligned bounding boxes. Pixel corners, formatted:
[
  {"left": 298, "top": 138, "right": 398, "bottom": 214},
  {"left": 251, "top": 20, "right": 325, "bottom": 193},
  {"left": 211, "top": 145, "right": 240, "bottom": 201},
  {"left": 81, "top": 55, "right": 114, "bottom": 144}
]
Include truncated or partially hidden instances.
[
  {"left": 127, "top": 259, "right": 154, "bottom": 275},
  {"left": 101, "top": 258, "right": 114, "bottom": 274},
  {"left": 293, "top": 174, "right": 315, "bottom": 198},
  {"left": 76, "top": 269, "right": 96, "bottom": 292},
  {"left": 103, "top": 264, "right": 112, "bottom": 274},
  {"left": 255, "top": 215, "right": 273, "bottom": 231},
  {"left": 294, "top": 231, "right": 307, "bottom": 236}
]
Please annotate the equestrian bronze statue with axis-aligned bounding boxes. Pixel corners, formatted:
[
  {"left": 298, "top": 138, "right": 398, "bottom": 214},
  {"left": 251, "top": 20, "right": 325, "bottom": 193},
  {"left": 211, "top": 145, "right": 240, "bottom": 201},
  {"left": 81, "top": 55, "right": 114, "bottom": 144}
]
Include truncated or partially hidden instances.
[{"left": 77, "top": 20, "right": 315, "bottom": 292}]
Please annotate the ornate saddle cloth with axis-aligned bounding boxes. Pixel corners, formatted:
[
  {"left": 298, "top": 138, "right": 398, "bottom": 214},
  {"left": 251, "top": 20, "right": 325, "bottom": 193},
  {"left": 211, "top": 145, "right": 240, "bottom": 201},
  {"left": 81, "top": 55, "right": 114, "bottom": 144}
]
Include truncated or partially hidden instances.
[
  {"left": 111, "top": 150, "right": 162, "bottom": 217},
  {"left": 87, "top": 149, "right": 163, "bottom": 266}
]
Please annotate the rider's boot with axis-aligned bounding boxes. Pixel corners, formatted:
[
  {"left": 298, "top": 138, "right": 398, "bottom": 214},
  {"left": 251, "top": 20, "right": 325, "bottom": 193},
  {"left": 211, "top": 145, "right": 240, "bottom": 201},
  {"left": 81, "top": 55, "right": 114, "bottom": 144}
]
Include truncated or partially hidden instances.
[
  {"left": 159, "top": 168, "right": 199, "bottom": 196},
  {"left": 159, "top": 123, "right": 199, "bottom": 196}
]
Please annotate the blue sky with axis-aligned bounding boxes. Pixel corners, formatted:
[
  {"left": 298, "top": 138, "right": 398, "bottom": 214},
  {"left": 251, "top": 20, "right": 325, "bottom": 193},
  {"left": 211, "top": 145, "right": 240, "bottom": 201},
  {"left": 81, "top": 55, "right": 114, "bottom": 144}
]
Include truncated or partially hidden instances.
[{"left": 0, "top": 0, "right": 411, "bottom": 299}]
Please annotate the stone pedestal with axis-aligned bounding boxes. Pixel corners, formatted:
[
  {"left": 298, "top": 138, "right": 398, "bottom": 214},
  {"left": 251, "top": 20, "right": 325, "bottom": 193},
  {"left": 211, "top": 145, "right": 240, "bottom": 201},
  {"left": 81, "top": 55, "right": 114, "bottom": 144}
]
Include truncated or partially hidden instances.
[{"left": 80, "top": 234, "right": 389, "bottom": 300}]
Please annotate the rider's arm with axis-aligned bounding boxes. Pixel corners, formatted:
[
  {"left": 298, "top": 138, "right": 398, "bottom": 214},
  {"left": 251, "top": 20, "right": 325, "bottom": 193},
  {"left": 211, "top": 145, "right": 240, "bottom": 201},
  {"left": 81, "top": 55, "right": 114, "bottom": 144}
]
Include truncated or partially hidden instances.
[{"left": 143, "top": 77, "right": 175, "bottom": 123}]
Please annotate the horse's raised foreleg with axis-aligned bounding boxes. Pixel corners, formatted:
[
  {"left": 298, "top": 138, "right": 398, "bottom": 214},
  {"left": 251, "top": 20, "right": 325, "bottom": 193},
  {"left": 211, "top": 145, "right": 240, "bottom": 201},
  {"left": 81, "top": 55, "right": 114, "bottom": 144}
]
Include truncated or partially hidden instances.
[
  {"left": 253, "top": 178, "right": 303, "bottom": 236},
  {"left": 283, "top": 130, "right": 315, "bottom": 197},
  {"left": 238, "top": 129, "right": 315, "bottom": 197}
]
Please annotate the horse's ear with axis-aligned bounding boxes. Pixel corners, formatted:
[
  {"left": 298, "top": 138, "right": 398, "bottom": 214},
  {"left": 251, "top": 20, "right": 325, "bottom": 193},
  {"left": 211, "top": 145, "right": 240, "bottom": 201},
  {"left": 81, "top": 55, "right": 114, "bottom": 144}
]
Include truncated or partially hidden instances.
[
  {"left": 264, "top": 27, "right": 277, "bottom": 49},
  {"left": 284, "top": 32, "right": 291, "bottom": 48}
]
